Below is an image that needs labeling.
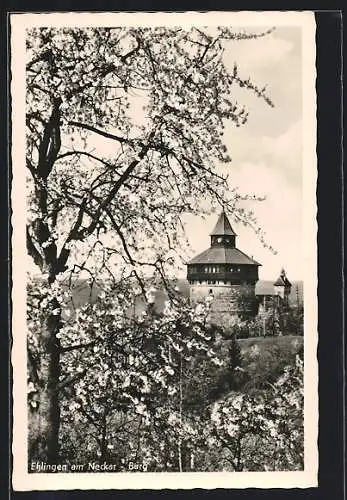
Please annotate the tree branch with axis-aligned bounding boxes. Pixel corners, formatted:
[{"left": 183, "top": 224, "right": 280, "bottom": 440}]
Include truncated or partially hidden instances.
[
  {"left": 68, "top": 122, "right": 134, "bottom": 146},
  {"left": 69, "top": 135, "right": 153, "bottom": 241},
  {"left": 26, "top": 226, "right": 43, "bottom": 270},
  {"left": 60, "top": 341, "right": 96, "bottom": 354},
  {"left": 57, "top": 369, "right": 87, "bottom": 391},
  {"left": 28, "top": 349, "right": 42, "bottom": 387},
  {"left": 103, "top": 208, "right": 147, "bottom": 298},
  {"left": 56, "top": 150, "right": 119, "bottom": 170},
  {"left": 37, "top": 96, "right": 62, "bottom": 180}
]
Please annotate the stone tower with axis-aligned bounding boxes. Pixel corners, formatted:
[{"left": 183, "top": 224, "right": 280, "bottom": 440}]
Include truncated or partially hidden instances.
[
  {"left": 273, "top": 268, "right": 292, "bottom": 308},
  {"left": 186, "top": 211, "right": 261, "bottom": 326}
]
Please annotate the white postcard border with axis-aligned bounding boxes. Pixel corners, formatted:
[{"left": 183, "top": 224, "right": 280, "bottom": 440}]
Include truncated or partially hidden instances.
[{"left": 11, "top": 10, "right": 318, "bottom": 491}]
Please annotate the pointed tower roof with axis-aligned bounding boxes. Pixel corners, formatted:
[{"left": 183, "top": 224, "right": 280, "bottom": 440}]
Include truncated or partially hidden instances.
[
  {"left": 188, "top": 211, "right": 260, "bottom": 266},
  {"left": 274, "top": 268, "right": 292, "bottom": 287},
  {"left": 210, "top": 211, "right": 237, "bottom": 236}
]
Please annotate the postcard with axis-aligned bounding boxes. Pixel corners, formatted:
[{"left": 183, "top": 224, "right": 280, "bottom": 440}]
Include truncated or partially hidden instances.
[{"left": 11, "top": 10, "right": 318, "bottom": 490}]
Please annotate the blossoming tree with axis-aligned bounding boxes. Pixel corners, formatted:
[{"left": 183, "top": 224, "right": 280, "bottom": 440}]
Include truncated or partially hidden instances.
[{"left": 25, "top": 26, "right": 273, "bottom": 463}]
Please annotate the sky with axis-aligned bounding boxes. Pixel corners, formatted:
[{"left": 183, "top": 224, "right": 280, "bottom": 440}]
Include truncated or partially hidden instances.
[{"left": 181, "top": 27, "right": 304, "bottom": 281}]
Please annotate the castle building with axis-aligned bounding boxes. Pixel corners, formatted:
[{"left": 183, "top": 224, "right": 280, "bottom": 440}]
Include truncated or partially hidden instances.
[
  {"left": 186, "top": 211, "right": 261, "bottom": 325},
  {"left": 273, "top": 268, "right": 292, "bottom": 307},
  {"left": 256, "top": 268, "right": 293, "bottom": 319}
]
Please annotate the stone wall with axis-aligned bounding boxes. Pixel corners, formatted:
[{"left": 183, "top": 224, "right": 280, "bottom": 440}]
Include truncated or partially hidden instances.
[{"left": 189, "top": 282, "right": 258, "bottom": 326}]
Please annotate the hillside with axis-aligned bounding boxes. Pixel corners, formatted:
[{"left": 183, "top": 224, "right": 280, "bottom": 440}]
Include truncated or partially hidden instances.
[
  {"left": 235, "top": 335, "right": 303, "bottom": 390},
  {"left": 182, "top": 335, "right": 303, "bottom": 413},
  {"left": 62, "top": 278, "right": 303, "bottom": 312},
  {"left": 136, "top": 279, "right": 303, "bottom": 314},
  {"left": 190, "top": 335, "right": 304, "bottom": 402}
]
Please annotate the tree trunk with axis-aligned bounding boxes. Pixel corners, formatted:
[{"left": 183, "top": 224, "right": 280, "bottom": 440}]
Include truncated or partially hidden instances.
[
  {"left": 178, "top": 354, "right": 183, "bottom": 472},
  {"left": 26, "top": 98, "right": 66, "bottom": 465},
  {"left": 29, "top": 303, "right": 61, "bottom": 464},
  {"left": 234, "top": 436, "right": 243, "bottom": 471},
  {"left": 100, "top": 412, "right": 108, "bottom": 462}
]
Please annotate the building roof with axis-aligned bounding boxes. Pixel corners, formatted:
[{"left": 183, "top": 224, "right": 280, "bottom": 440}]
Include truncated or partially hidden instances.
[
  {"left": 273, "top": 269, "right": 292, "bottom": 287},
  {"left": 210, "top": 211, "right": 236, "bottom": 236},
  {"left": 188, "top": 246, "right": 261, "bottom": 266},
  {"left": 255, "top": 281, "right": 275, "bottom": 296},
  {"left": 274, "top": 275, "right": 292, "bottom": 287}
]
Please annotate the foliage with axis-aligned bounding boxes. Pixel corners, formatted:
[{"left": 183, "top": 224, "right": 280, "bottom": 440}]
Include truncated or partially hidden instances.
[
  {"left": 236, "top": 335, "right": 303, "bottom": 392},
  {"left": 28, "top": 277, "right": 223, "bottom": 469},
  {"left": 220, "top": 299, "right": 304, "bottom": 339},
  {"left": 28, "top": 272, "right": 304, "bottom": 472},
  {"left": 26, "top": 27, "right": 282, "bottom": 464},
  {"left": 204, "top": 353, "right": 304, "bottom": 471},
  {"left": 284, "top": 305, "right": 304, "bottom": 336}
]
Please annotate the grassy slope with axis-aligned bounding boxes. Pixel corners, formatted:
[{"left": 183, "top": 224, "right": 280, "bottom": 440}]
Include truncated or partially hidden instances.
[
  {"left": 184, "top": 335, "right": 304, "bottom": 409},
  {"left": 221, "top": 335, "right": 304, "bottom": 392},
  {"left": 241, "top": 335, "right": 303, "bottom": 390}
]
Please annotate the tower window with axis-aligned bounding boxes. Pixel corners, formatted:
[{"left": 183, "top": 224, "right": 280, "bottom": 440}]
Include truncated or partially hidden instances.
[
  {"left": 217, "top": 237, "right": 222, "bottom": 243},
  {"left": 209, "top": 289, "right": 213, "bottom": 294}
]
